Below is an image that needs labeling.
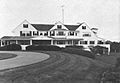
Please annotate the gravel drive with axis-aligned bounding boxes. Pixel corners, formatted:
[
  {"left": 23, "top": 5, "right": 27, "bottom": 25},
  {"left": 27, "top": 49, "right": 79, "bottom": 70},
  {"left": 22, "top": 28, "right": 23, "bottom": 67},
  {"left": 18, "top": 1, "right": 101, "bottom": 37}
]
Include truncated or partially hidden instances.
[{"left": 0, "top": 51, "right": 49, "bottom": 70}]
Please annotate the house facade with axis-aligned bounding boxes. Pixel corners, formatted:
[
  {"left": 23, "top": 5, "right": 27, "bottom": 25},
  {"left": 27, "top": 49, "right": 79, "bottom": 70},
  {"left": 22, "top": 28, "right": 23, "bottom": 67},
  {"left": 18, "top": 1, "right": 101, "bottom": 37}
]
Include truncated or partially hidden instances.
[{"left": 0, "top": 20, "right": 110, "bottom": 51}]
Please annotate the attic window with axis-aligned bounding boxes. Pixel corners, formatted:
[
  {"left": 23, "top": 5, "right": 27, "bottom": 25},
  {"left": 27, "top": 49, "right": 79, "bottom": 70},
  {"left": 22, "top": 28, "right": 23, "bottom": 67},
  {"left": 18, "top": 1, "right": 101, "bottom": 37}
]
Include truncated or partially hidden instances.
[
  {"left": 82, "top": 26, "right": 86, "bottom": 29},
  {"left": 23, "top": 24, "right": 28, "bottom": 28},
  {"left": 57, "top": 25, "right": 62, "bottom": 29}
]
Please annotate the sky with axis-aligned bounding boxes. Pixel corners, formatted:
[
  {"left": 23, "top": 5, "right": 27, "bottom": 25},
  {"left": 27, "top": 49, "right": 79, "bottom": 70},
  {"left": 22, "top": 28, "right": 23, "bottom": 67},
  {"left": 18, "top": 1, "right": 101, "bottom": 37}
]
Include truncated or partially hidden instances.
[{"left": 0, "top": 0, "right": 120, "bottom": 41}]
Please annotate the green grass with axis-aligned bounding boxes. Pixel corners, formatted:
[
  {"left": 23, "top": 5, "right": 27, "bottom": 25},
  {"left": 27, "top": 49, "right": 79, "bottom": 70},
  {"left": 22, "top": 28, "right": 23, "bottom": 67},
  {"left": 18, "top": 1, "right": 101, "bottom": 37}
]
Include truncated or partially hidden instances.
[{"left": 0, "top": 53, "right": 17, "bottom": 60}]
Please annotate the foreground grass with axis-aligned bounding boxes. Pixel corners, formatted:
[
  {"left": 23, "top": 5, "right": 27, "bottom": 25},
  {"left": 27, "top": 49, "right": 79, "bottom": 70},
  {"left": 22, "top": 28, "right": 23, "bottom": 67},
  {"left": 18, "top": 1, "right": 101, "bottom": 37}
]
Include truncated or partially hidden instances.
[
  {"left": 96, "top": 53, "right": 120, "bottom": 65},
  {"left": 0, "top": 51, "right": 112, "bottom": 83}
]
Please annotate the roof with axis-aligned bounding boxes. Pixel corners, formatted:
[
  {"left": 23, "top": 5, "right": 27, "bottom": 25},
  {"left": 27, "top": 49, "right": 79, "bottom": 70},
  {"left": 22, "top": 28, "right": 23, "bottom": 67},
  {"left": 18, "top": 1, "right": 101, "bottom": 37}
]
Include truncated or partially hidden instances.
[
  {"left": 31, "top": 24, "right": 54, "bottom": 31},
  {"left": 65, "top": 25, "right": 80, "bottom": 31},
  {"left": 1, "top": 36, "right": 34, "bottom": 40},
  {"left": 31, "top": 24, "right": 83, "bottom": 31},
  {"left": 31, "top": 36, "right": 52, "bottom": 40}
]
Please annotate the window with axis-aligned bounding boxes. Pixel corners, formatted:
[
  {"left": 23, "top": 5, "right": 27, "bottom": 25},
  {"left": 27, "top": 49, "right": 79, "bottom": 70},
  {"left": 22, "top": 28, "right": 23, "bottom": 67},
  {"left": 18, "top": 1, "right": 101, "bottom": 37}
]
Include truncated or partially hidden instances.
[
  {"left": 69, "top": 32, "right": 74, "bottom": 36},
  {"left": 75, "top": 33, "right": 77, "bottom": 36},
  {"left": 50, "top": 31, "right": 55, "bottom": 36},
  {"left": 57, "top": 25, "right": 62, "bottom": 29},
  {"left": 20, "top": 31, "right": 25, "bottom": 36},
  {"left": 90, "top": 41, "right": 95, "bottom": 44},
  {"left": 57, "top": 40, "right": 65, "bottom": 44},
  {"left": 83, "top": 33, "right": 91, "bottom": 37},
  {"left": 57, "top": 31, "right": 65, "bottom": 36},
  {"left": 20, "top": 31, "right": 31, "bottom": 36},
  {"left": 33, "top": 31, "right": 39, "bottom": 36},
  {"left": 80, "top": 41, "right": 88, "bottom": 44},
  {"left": 18, "top": 40, "right": 30, "bottom": 45},
  {"left": 98, "top": 40, "right": 104, "bottom": 44},
  {"left": 82, "top": 26, "right": 86, "bottom": 29},
  {"left": 40, "top": 33, "right": 43, "bottom": 36},
  {"left": 26, "top": 31, "right": 32, "bottom": 36},
  {"left": 23, "top": 24, "right": 28, "bottom": 28},
  {"left": 73, "top": 40, "right": 79, "bottom": 45},
  {"left": 44, "top": 32, "right": 48, "bottom": 36},
  {"left": 68, "top": 40, "right": 72, "bottom": 44}
]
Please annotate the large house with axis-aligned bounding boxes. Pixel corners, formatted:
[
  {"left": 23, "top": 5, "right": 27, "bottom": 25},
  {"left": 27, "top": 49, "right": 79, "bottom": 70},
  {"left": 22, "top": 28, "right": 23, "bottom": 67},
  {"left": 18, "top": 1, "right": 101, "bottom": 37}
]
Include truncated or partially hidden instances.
[{"left": 0, "top": 20, "right": 110, "bottom": 51}]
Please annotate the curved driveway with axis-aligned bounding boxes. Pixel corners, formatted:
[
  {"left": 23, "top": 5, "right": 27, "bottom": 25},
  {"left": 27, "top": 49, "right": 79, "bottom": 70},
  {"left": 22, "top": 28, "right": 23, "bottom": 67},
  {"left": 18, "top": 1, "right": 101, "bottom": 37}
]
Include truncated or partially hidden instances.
[{"left": 0, "top": 51, "right": 50, "bottom": 70}]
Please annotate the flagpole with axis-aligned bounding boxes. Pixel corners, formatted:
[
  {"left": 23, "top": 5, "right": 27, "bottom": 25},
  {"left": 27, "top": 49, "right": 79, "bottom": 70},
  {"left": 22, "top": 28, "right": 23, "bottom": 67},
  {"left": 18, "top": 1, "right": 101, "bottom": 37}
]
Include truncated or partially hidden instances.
[{"left": 61, "top": 5, "right": 64, "bottom": 23}]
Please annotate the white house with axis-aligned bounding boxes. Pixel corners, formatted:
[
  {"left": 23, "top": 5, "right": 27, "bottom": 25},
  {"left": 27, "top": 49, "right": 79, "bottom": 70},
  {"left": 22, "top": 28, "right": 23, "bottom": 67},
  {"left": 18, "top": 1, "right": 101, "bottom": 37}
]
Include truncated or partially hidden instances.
[{"left": 0, "top": 20, "right": 110, "bottom": 51}]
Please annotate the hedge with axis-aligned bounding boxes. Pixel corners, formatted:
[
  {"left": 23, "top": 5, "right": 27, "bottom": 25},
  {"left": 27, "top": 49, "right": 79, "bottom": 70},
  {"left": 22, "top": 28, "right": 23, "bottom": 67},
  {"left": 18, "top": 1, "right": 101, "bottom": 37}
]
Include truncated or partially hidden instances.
[
  {"left": 62, "top": 48, "right": 95, "bottom": 59},
  {"left": 66, "top": 45, "right": 84, "bottom": 50},
  {"left": 0, "top": 44, "right": 22, "bottom": 51},
  {"left": 26, "top": 45, "right": 61, "bottom": 51},
  {"left": 89, "top": 46, "right": 108, "bottom": 55},
  {"left": 115, "top": 58, "right": 120, "bottom": 68}
]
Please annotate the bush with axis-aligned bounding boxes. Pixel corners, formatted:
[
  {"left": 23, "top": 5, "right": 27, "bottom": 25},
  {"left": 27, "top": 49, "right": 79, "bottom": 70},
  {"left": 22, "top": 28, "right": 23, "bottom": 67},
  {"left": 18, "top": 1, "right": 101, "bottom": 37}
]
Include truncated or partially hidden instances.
[
  {"left": 26, "top": 45, "right": 61, "bottom": 51},
  {"left": 90, "top": 46, "right": 108, "bottom": 55},
  {"left": 62, "top": 48, "right": 95, "bottom": 59},
  {"left": 115, "top": 58, "right": 120, "bottom": 68},
  {"left": 66, "top": 45, "right": 84, "bottom": 50},
  {"left": 0, "top": 44, "right": 22, "bottom": 51}
]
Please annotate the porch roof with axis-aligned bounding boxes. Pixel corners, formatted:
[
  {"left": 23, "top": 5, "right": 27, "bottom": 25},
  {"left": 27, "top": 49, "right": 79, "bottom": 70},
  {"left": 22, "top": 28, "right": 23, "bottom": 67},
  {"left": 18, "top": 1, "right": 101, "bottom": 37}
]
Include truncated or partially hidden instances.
[
  {"left": 1, "top": 36, "right": 33, "bottom": 40},
  {"left": 31, "top": 36, "right": 52, "bottom": 40}
]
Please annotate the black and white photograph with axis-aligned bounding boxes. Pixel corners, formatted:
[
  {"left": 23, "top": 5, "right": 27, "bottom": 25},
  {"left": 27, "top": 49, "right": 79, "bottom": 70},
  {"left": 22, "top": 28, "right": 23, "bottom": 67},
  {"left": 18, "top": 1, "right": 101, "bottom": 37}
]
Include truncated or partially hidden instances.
[{"left": 0, "top": 0, "right": 120, "bottom": 83}]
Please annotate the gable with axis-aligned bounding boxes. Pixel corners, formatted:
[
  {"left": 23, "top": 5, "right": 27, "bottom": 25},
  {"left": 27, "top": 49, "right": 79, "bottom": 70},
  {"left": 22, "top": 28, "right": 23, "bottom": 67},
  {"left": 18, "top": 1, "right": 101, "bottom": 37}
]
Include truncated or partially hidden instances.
[
  {"left": 12, "top": 20, "right": 37, "bottom": 36},
  {"left": 50, "top": 21, "right": 69, "bottom": 31}
]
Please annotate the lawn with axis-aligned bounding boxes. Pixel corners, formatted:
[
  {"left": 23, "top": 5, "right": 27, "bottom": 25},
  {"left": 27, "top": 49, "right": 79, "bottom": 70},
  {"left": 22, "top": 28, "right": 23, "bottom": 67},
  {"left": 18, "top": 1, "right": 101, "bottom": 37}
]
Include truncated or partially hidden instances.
[
  {"left": 96, "top": 53, "right": 120, "bottom": 65},
  {"left": 0, "top": 51, "right": 115, "bottom": 83},
  {"left": 0, "top": 53, "right": 17, "bottom": 60}
]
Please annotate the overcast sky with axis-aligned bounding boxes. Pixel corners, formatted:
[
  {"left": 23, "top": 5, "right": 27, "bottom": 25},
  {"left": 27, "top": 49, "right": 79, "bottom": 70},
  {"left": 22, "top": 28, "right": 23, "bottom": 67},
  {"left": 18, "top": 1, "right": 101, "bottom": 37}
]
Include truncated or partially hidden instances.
[{"left": 0, "top": 0, "right": 119, "bottom": 41}]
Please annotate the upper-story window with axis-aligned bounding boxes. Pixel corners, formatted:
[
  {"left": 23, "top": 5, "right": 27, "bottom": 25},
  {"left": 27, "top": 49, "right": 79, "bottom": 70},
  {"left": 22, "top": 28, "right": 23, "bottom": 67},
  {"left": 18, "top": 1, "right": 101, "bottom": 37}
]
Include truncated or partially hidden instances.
[
  {"left": 82, "top": 26, "right": 86, "bottom": 29},
  {"left": 69, "top": 32, "right": 74, "bottom": 36},
  {"left": 75, "top": 32, "right": 77, "bottom": 36},
  {"left": 44, "top": 32, "right": 48, "bottom": 36},
  {"left": 90, "top": 41, "right": 95, "bottom": 44},
  {"left": 98, "top": 40, "right": 104, "bottom": 44},
  {"left": 40, "top": 33, "right": 43, "bottom": 36},
  {"left": 23, "top": 24, "right": 28, "bottom": 28},
  {"left": 33, "top": 31, "right": 39, "bottom": 36},
  {"left": 80, "top": 41, "right": 88, "bottom": 44},
  {"left": 57, "top": 25, "right": 62, "bottom": 29},
  {"left": 57, "top": 31, "right": 65, "bottom": 36},
  {"left": 20, "top": 31, "right": 31, "bottom": 36},
  {"left": 83, "top": 33, "right": 91, "bottom": 37},
  {"left": 50, "top": 31, "right": 55, "bottom": 36}
]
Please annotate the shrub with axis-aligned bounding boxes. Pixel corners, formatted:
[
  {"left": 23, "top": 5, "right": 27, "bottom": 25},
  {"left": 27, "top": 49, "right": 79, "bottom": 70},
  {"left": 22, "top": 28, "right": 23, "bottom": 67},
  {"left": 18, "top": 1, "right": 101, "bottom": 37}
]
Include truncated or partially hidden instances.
[
  {"left": 90, "top": 46, "right": 108, "bottom": 55},
  {"left": 62, "top": 48, "right": 95, "bottom": 59},
  {"left": 26, "top": 45, "right": 61, "bottom": 51},
  {"left": 115, "top": 58, "right": 120, "bottom": 68},
  {"left": 0, "top": 44, "right": 22, "bottom": 51},
  {"left": 66, "top": 45, "right": 84, "bottom": 50}
]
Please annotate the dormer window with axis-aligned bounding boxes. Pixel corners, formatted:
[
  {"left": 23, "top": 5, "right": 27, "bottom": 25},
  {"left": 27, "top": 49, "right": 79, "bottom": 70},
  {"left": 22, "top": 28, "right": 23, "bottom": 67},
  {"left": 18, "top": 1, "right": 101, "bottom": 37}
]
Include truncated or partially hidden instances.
[
  {"left": 23, "top": 24, "right": 28, "bottom": 28},
  {"left": 57, "top": 25, "right": 62, "bottom": 29},
  {"left": 82, "top": 26, "right": 86, "bottom": 29}
]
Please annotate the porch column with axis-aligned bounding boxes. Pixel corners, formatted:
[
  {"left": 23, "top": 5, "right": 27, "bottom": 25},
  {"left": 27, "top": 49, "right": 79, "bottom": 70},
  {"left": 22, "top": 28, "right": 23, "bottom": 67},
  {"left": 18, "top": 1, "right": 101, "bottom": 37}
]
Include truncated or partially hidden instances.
[
  {"left": 16, "top": 40, "right": 18, "bottom": 44},
  {"left": 78, "top": 40, "right": 80, "bottom": 45},
  {"left": 30, "top": 40, "right": 32, "bottom": 45},
  {"left": 1, "top": 40, "right": 3, "bottom": 46},
  {"left": 72, "top": 40, "right": 73, "bottom": 45},
  {"left": 51, "top": 40, "right": 53, "bottom": 45},
  {"left": 65, "top": 40, "right": 67, "bottom": 45}
]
